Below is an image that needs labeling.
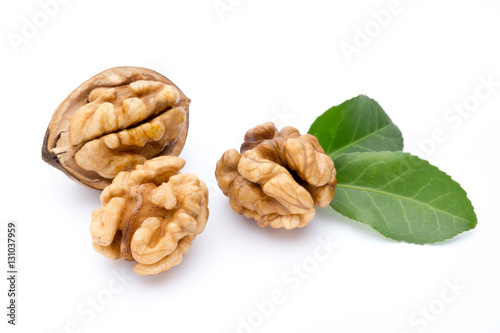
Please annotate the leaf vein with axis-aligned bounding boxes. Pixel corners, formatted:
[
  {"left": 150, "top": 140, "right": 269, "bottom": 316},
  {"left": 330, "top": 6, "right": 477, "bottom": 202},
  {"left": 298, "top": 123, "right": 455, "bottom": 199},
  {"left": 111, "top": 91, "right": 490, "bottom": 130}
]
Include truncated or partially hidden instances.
[
  {"left": 328, "top": 123, "right": 394, "bottom": 158},
  {"left": 336, "top": 184, "right": 468, "bottom": 222}
]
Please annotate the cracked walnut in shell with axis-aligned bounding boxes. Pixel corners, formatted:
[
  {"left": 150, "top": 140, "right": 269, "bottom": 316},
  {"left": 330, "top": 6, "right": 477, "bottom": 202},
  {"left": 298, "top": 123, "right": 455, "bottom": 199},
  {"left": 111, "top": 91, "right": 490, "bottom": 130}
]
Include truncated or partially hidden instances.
[
  {"left": 42, "top": 66, "right": 190, "bottom": 190},
  {"left": 215, "top": 122, "right": 337, "bottom": 230},
  {"left": 91, "top": 156, "right": 209, "bottom": 276}
]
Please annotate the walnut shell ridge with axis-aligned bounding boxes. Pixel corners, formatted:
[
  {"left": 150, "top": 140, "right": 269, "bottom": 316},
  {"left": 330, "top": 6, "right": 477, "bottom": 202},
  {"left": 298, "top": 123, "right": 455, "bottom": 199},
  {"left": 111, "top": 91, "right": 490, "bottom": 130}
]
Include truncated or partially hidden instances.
[
  {"left": 42, "top": 66, "right": 190, "bottom": 190},
  {"left": 215, "top": 122, "right": 337, "bottom": 230},
  {"left": 90, "top": 156, "right": 209, "bottom": 276}
]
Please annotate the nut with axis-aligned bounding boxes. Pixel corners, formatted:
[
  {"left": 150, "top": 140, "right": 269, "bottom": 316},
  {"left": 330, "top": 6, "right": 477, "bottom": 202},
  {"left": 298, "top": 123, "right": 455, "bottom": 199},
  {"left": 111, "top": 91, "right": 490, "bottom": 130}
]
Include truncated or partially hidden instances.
[
  {"left": 42, "top": 67, "right": 190, "bottom": 190},
  {"left": 215, "top": 122, "right": 336, "bottom": 229},
  {"left": 90, "top": 156, "right": 209, "bottom": 276}
]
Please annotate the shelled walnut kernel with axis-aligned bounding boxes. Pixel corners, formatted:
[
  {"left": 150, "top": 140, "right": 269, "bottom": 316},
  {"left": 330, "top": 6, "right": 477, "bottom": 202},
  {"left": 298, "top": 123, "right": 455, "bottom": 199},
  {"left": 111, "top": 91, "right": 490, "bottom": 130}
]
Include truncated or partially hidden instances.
[
  {"left": 215, "top": 122, "right": 336, "bottom": 230},
  {"left": 91, "top": 156, "right": 209, "bottom": 276}
]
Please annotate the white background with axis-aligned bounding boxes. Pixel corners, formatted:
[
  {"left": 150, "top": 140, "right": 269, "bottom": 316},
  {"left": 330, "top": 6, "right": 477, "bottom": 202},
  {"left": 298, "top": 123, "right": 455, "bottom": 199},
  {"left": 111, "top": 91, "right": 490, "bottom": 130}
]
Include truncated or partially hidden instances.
[{"left": 1, "top": 0, "right": 499, "bottom": 332}]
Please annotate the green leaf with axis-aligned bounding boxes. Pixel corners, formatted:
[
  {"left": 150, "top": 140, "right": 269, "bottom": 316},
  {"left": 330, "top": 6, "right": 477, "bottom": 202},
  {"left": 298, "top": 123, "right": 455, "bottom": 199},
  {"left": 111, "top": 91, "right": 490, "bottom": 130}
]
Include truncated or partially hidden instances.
[
  {"left": 331, "top": 152, "right": 477, "bottom": 244},
  {"left": 308, "top": 95, "right": 404, "bottom": 160}
]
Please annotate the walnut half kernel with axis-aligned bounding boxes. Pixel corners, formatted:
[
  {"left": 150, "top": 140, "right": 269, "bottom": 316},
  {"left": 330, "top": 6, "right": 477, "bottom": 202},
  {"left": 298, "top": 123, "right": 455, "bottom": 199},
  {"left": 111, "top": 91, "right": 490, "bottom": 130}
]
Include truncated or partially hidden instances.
[
  {"left": 42, "top": 67, "right": 190, "bottom": 190},
  {"left": 215, "top": 122, "right": 337, "bottom": 230},
  {"left": 90, "top": 156, "right": 209, "bottom": 276}
]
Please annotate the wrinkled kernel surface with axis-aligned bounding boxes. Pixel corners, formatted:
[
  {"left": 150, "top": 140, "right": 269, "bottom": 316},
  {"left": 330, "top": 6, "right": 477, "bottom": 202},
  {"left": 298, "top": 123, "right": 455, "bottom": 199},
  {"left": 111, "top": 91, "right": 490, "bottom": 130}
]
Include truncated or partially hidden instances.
[
  {"left": 70, "top": 80, "right": 180, "bottom": 145},
  {"left": 75, "top": 107, "right": 186, "bottom": 179},
  {"left": 70, "top": 80, "right": 185, "bottom": 179},
  {"left": 215, "top": 122, "right": 336, "bottom": 230},
  {"left": 90, "top": 156, "right": 209, "bottom": 276}
]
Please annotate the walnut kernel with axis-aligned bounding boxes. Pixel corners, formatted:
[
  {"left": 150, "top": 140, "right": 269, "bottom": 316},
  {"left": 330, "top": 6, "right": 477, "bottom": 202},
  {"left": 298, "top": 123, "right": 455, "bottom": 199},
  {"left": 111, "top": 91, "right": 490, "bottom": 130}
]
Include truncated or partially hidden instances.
[
  {"left": 90, "top": 156, "right": 209, "bottom": 276},
  {"left": 215, "top": 122, "right": 336, "bottom": 229}
]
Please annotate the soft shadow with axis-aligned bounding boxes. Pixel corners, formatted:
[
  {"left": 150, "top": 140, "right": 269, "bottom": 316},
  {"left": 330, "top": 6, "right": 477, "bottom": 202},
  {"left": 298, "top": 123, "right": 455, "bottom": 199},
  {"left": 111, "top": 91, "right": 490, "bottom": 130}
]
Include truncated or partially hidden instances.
[
  {"left": 46, "top": 177, "right": 101, "bottom": 206},
  {"left": 230, "top": 212, "right": 317, "bottom": 244},
  {"left": 129, "top": 250, "right": 205, "bottom": 287},
  {"left": 315, "top": 206, "right": 393, "bottom": 241}
]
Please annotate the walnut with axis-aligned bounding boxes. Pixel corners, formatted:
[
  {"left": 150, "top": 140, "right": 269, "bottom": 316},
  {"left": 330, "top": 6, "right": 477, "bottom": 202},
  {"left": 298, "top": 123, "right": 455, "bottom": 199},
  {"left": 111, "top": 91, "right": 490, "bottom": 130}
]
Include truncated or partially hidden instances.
[
  {"left": 42, "top": 67, "right": 190, "bottom": 190},
  {"left": 90, "top": 156, "right": 209, "bottom": 276},
  {"left": 215, "top": 122, "right": 336, "bottom": 230}
]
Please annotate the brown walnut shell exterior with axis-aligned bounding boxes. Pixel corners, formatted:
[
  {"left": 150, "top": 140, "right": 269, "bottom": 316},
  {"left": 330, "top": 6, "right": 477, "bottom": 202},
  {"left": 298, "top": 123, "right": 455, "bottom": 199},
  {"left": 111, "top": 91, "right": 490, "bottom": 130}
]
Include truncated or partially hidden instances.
[{"left": 42, "top": 66, "right": 190, "bottom": 190}]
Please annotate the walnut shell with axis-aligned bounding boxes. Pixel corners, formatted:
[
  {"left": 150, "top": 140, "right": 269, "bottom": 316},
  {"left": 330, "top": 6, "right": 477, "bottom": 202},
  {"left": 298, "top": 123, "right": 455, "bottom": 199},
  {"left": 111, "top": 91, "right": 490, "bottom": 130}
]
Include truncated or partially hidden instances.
[
  {"left": 42, "top": 66, "right": 190, "bottom": 190},
  {"left": 90, "top": 156, "right": 209, "bottom": 276},
  {"left": 215, "top": 122, "right": 337, "bottom": 229}
]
